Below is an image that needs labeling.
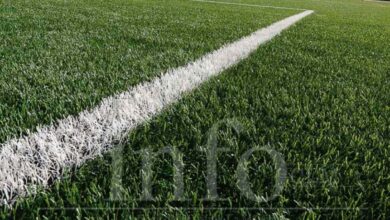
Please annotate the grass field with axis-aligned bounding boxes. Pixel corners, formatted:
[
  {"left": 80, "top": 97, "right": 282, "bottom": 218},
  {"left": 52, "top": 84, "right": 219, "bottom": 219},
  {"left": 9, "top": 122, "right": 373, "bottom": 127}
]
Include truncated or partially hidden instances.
[{"left": 0, "top": 0, "right": 389, "bottom": 219}]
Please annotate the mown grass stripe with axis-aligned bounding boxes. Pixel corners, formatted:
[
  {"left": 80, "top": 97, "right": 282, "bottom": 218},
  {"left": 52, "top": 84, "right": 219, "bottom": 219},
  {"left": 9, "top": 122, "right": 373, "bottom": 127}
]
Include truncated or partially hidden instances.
[{"left": 0, "top": 10, "right": 313, "bottom": 205}]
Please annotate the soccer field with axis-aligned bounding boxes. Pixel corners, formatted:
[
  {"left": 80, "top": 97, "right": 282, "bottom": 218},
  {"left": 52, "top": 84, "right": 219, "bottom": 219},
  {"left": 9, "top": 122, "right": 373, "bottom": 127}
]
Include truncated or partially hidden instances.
[{"left": 0, "top": 0, "right": 389, "bottom": 219}]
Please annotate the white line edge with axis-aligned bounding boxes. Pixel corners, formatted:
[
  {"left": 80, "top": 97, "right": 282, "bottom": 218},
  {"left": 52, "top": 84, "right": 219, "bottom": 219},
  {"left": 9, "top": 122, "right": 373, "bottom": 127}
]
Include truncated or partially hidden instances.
[
  {"left": 192, "top": 0, "right": 309, "bottom": 11},
  {"left": 364, "top": 0, "right": 390, "bottom": 4}
]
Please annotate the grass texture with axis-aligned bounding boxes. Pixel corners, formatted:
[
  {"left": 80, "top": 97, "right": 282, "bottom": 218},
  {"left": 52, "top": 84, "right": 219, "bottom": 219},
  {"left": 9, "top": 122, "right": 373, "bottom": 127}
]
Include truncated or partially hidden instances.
[
  {"left": 0, "top": 0, "right": 293, "bottom": 143},
  {"left": 0, "top": 0, "right": 389, "bottom": 219}
]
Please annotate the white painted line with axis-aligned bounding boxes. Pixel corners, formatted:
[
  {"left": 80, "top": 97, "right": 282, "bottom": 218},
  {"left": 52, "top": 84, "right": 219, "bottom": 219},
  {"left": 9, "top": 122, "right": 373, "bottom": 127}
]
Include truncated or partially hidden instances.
[
  {"left": 192, "top": 0, "right": 309, "bottom": 11},
  {"left": 0, "top": 10, "right": 314, "bottom": 205},
  {"left": 364, "top": 0, "right": 390, "bottom": 4}
]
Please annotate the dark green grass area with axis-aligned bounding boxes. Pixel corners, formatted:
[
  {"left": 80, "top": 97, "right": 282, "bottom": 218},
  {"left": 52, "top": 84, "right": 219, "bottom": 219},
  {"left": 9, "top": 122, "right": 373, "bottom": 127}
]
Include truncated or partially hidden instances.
[
  {"left": 0, "top": 0, "right": 294, "bottom": 143},
  {"left": 1, "top": 0, "right": 390, "bottom": 219}
]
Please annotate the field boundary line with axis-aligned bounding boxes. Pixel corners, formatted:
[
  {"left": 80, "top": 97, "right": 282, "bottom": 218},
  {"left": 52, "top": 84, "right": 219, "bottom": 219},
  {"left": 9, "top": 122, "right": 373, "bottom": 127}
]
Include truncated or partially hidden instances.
[
  {"left": 0, "top": 10, "right": 314, "bottom": 206},
  {"left": 192, "top": 0, "right": 309, "bottom": 11},
  {"left": 364, "top": 0, "right": 390, "bottom": 4}
]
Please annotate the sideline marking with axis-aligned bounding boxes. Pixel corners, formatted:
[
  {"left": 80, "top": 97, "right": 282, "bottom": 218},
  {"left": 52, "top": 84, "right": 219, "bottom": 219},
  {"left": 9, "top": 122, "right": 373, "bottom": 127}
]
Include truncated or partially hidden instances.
[
  {"left": 192, "top": 0, "right": 309, "bottom": 11},
  {"left": 364, "top": 0, "right": 390, "bottom": 4},
  {"left": 0, "top": 10, "right": 314, "bottom": 205}
]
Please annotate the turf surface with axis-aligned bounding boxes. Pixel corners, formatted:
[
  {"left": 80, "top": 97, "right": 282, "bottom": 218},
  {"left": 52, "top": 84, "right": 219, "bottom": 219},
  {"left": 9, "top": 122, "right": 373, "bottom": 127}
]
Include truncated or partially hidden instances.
[
  {"left": 1, "top": 0, "right": 389, "bottom": 219},
  {"left": 0, "top": 0, "right": 294, "bottom": 143}
]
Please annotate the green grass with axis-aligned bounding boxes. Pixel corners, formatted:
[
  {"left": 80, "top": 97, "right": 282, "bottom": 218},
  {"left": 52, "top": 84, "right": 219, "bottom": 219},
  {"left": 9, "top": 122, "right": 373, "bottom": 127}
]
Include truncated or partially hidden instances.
[
  {"left": 0, "top": 0, "right": 294, "bottom": 143},
  {"left": 1, "top": 0, "right": 390, "bottom": 219}
]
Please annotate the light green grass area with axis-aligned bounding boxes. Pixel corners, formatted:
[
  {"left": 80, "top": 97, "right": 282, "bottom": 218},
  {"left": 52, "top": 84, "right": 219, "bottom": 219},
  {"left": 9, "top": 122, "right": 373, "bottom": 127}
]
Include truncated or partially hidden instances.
[{"left": 1, "top": 0, "right": 389, "bottom": 219}]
